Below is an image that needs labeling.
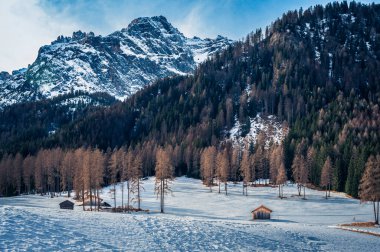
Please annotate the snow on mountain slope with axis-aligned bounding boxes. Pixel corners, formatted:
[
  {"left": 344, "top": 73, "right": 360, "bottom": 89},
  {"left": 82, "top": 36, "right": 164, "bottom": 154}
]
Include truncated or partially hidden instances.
[
  {"left": 227, "top": 114, "right": 289, "bottom": 148},
  {"left": 0, "top": 16, "right": 232, "bottom": 108},
  {"left": 1, "top": 177, "right": 379, "bottom": 251}
]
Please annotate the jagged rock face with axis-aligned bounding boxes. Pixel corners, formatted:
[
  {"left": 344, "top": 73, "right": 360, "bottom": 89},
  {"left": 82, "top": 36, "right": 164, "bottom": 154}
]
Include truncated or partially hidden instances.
[{"left": 0, "top": 16, "right": 232, "bottom": 107}]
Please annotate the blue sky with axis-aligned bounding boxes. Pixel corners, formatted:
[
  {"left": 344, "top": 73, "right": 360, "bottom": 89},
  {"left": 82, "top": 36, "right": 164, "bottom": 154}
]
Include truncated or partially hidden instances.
[
  {"left": 1, "top": 0, "right": 379, "bottom": 72},
  {"left": 38, "top": 0, "right": 379, "bottom": 39}
]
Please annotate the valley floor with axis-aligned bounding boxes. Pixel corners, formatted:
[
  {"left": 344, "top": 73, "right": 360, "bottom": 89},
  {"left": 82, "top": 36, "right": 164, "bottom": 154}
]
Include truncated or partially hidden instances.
[{"left": 0, "top": 177, "right": 379, "bottom": 251}]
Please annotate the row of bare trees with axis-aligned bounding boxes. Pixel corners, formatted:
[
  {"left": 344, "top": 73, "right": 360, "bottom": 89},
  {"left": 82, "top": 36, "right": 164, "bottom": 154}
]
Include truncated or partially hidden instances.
[
  {"left": 108, "top": 147, "right": 143, "bottom": 211},
  {"left": 199, "top": 140, "right": 335, "bottom": 201},
  {"left": 292, "top": 139, "right": 336, "bottom": 200},
  {"left": 0, "top": 147, "right": 145, "bottom": 212},
  {"left": 200, "top": 144, "right": 287, "bottom": 198},
  {"left": 1, "top": 143, "right": 377, "bottom": 221}
]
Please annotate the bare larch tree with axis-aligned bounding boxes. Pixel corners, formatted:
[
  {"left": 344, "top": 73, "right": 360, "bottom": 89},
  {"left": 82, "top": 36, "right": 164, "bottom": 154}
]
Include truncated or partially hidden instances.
[
  {"left": 320, "top": 156, "right": 333, "bottom": 199},
  {"left": 359, "top": 155, "right": 380, "bottom": 224},
  {"left": 155, "top": 146, "right": 174, "bottom": 213}
]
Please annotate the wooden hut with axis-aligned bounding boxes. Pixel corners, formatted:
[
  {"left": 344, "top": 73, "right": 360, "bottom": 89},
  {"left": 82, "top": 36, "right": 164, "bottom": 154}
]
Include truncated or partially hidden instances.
[
  {"left": 251, "top": 205, "right": 272, "bottom": 220},
  {"left": 59, "top": 200, "right": 74, "bottom": 210}
]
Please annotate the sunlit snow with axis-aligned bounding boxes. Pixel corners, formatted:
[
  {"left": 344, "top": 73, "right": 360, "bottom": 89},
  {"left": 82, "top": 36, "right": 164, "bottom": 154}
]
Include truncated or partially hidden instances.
[{"left": 1, "top": 177, "right": 379, "bottom": 251}]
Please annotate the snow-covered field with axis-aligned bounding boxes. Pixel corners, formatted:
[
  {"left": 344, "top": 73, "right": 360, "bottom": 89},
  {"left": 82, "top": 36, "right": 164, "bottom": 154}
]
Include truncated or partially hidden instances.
[{"left": 1, "top": 177, "right": 379, "bottom": 251}]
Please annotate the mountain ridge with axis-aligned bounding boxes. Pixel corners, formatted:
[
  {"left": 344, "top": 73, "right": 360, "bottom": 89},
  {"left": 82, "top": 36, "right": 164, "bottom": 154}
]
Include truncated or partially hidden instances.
[{"left": 0, "top": 15, "right": 232, "bottom": 107}]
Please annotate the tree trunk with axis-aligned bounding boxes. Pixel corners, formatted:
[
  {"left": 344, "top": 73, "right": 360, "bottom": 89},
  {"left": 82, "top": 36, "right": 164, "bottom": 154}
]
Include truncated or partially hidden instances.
[
  {"left": 127, "top": 181, "right": 130, "bottom": 213},
  {"left": 58, "top": 177, "right": 61, "bottom": 195},
  {"left": 113, "top": 184, "right": 116, "bottom": 209},
  {"left": 325, "top": 187, "right": 328, "bottom": 199},
  {"left": 374, "top": 201, "right": 377, "bottom": 224},
  {"left": 90, "top": 188, "right": 93, "bottom": 211},
  {"left": 137, "top": 179, "right": 141, "bottom": 210},
  {"left": 68, "top": 182, "right": 71, "bottom": 198},
  {"left": 97, "top": 189, "right": 100, "bottom": 211},
  {"left": 303, "top": 185, "right": 306, "bottom": 200},
  {"left": 162, "top": 180, "right": 165, "bottom": 213},
  {"left": 121, "top": 183, "right": 124, "bottom": 212},
  {"left": 297, "top": 184, "right": 301, "bottom": 196},
  {"left": 374, "top": 201, "right": 379, "bottom": 225},
  {"left": 82, "top": 187, "right": 85, "bottom": 211},
  {"left": 218, "top": 181, "right": 221, "bottom": 194},
  {"left": 243, "top": 183, "right": 245, "bottom": 196},
  {"left": 160, "top": 179, "right": 164, "bottom": 213},
  {"left": 225, "top": 182, "right": 227, "bottom": 195},
  {"left": 328, "top": 183, "right": 331, "bottom": 197}
]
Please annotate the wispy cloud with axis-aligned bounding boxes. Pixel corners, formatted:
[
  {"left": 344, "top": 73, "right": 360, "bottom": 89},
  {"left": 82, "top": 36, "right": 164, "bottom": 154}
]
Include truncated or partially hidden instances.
[
  {"left": 176, "top": 2, "right": 210, "bottom": 38},
  {"left": 0, "top": 0, "right": 75, "bottom": 72}
]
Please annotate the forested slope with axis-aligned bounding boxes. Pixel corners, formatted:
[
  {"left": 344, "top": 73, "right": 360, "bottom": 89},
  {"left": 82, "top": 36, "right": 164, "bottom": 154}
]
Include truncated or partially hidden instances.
[{"left": 1, "top": 2, "right": 379, "bottom": 197}]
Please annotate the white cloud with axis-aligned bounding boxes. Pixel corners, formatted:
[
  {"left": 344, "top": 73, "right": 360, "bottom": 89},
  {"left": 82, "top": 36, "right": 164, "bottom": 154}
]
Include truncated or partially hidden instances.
[
  {"left": 0, "top": 0, "right": 75, "bottom": 72},
  {"left": 176, "top": 3, "right": 215, "bottom": 39}
]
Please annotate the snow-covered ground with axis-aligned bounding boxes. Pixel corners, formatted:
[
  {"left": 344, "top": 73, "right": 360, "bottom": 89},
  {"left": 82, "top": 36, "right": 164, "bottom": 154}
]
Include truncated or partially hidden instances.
[
  {"left": 1, "top": 177, "right": 379, "bottom": 251},
  {"left": 227, "top": 114, "right": 288, "bottom": 149}
]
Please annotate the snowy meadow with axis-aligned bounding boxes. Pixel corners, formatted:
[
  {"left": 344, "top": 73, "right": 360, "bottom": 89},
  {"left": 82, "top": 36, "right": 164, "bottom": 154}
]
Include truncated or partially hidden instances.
[{"left": 1, "top": 177, "right": 379, "bottom": 251}]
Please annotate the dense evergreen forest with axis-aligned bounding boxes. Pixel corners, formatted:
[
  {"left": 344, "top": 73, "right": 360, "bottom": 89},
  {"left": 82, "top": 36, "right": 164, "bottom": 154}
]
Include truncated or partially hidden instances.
[{"left": 0, "top": 1, "right": 379, "bottom": 198}]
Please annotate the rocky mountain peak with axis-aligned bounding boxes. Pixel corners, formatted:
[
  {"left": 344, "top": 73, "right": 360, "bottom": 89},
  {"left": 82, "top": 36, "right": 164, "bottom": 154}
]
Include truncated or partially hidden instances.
[
  {"left": 124, "top": 16, "right": 183, "bottom": 42},
  {"left": 0, "top": 16, "right": 233, "bottom": 108}
]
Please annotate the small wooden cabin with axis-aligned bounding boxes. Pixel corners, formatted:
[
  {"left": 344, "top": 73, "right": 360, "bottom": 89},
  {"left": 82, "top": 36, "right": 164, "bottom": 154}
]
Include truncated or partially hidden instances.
[
  {"left": 59, "top": 200, "right": 74, "bottom": 210},
  {"left": 252, "top": 205, "right": 272, "bottom": 220}
]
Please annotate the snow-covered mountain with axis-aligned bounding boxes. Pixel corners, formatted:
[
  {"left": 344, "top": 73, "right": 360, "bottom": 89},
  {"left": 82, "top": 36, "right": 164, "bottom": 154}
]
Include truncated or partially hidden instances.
[{"left": 0, "top": 16, "right": 232, "bottom": 107}]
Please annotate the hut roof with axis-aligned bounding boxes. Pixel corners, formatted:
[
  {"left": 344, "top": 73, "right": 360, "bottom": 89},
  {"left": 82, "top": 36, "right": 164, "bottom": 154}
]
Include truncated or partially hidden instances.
[
  {"left": 102, "top": 202, "right": 112, "bottom": 207},
  {"left": 251, "top": 205, "right": 272, "bottom": 213},
  {"left": 59, "top": 200, "right": 74, "bottom": 206}
]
